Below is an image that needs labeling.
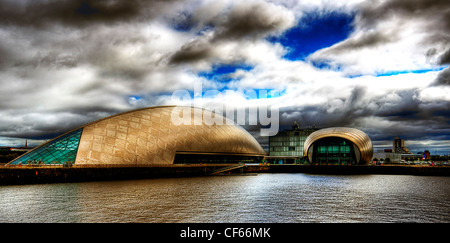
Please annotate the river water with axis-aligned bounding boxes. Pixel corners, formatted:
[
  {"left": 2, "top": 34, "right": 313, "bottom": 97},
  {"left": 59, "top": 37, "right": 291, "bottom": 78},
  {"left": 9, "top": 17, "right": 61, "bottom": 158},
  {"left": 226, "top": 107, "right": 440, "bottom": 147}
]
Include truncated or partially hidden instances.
[{"left": 0, "top": 174, "right": 449, "bottom": 223}]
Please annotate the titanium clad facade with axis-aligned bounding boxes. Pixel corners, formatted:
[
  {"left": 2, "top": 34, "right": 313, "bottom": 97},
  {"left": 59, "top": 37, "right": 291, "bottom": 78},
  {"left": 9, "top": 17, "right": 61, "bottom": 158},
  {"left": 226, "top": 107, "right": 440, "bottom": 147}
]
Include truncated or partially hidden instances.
[
  {"left": 9, "top": 106, "right": 265, "bottom": 166},
  {"left": 303, "top": 127, "right": 374, "bottom": 165}
]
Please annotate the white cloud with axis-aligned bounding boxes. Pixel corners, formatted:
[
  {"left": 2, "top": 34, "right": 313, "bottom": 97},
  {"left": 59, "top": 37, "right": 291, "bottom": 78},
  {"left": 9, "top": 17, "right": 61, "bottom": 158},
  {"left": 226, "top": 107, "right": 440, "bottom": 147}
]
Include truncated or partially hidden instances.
[
  {"left": 419, "top": 86, "right": 450, "bottom": 102},
  {"left": 309, "top": 16, "right": 439, "bottom": 76}
]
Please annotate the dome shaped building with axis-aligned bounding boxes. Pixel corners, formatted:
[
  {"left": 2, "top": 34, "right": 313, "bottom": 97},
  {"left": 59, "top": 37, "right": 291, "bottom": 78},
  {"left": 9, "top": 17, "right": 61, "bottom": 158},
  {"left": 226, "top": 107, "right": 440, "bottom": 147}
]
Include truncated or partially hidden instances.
[
  {"left": 8, "top": 106, "right": 265, "bottom": 166},
  {"left": 303, "top": 127, "right": 373, "bottom": 165}
]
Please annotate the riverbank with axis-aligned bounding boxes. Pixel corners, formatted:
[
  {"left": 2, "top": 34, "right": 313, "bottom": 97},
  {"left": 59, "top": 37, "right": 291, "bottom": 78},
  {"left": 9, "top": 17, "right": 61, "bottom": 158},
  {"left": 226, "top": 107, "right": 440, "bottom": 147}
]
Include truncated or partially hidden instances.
[
  {"left": 0, "top": 165, "right": 217, "bottom": 185},
  {"left": 1, "top": 164, "right": 449, "bottom": 185},
  {"left": 245, "top": 164, "right": 450, "bottom": 176}
]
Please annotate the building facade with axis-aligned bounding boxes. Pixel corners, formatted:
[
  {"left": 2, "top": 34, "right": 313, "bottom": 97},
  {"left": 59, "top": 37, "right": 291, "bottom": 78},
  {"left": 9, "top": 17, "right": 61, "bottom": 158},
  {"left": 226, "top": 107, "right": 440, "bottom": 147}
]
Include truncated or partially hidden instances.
[
  {"left": 8, "top": 106, "right": 265, "bottom": 166},
  {"left": 267, "top": 122, "right": 318, "bottom": 164},
  {"left": 373, "top": 150, "right": 402, "bottom": 164},
  {"left": 303, "top": 127, "right": 374, "bottom": 165},
  {"left": 393, "top": 137, "right": 412, "bottom": 154}
]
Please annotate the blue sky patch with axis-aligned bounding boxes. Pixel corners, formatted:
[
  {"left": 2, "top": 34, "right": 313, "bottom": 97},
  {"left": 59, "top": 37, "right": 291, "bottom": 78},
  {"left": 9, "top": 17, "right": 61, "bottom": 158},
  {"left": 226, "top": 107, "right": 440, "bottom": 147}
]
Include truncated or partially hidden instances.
[
  {"left": 346, "top": 67, "right": 447, "bottom": 78},
  {"left": 374, "top": 67, "right": 447, "bottom": 77},
  {"left": 269, "top": 11, "right": 355, "bottom": 61},
  {"left": 128, "top": 95, "right": 142, "bottom": 101},
  {"left": 199, "top": 63, "right": 254, "bottom": 83},
  {"left": 172, "top": 13, "right": 196, "bottom": 32}
]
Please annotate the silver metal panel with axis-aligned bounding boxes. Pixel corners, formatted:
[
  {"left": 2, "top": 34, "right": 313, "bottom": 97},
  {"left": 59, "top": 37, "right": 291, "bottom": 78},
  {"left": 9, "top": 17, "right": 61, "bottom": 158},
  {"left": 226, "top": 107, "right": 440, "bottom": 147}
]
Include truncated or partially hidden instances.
[
  {"left": 75, "top": 106, "right": 266, "bottom": 165},
  {"left": 303, "top": 127, "right": 374, "bottom": 164}
]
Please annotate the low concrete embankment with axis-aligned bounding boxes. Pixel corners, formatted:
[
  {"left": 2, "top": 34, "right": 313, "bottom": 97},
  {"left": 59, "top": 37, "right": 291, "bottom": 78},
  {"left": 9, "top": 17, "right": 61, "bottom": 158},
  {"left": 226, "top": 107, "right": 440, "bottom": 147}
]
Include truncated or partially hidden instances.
[
  {"left": 244, "top": 164, "right": 450, "bottom": 176},
  {"left": 0, "top": 165, "right": 218, "bottom": 185},
  {"left": 1, "top": 164, "right": 449, "bottom": 185}
]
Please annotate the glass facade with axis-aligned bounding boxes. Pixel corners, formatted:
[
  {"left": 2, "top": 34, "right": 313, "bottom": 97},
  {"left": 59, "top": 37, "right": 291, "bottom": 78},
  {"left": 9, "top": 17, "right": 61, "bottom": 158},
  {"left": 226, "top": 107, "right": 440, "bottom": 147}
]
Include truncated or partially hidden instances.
[
  {"left": 10, "top": 129, "right": 83, "bottom": 165},
  {"left": 310, "top": 137, "right": 357, "bottom": 165},
  {"left": 269, "top": 129, "right": 317, "bottom": 157}
]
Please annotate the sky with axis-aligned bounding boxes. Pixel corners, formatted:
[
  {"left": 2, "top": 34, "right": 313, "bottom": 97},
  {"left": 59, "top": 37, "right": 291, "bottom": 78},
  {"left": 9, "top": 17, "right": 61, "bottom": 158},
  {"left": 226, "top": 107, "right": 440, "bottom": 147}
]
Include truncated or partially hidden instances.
[{"left": 0, "top": 0, "right": 449, "bottom": 154}]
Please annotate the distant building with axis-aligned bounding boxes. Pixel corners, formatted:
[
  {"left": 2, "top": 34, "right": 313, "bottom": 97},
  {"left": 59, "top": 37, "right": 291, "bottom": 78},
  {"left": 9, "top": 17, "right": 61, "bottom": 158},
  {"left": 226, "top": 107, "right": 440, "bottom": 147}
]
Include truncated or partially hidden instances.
[
  {"left": 402, "top": 150, "right": 431, "bottom": 161},
  {"left": 393, "top": 137, "right": 411, "bottom": 154},
  {"left": 373, "top": 149, "right": 402, "bottom": 164},
  {"left": 390, "top": 137, "right": 433, "bottom": 162},
  {"left": 9, "top": 148, "right": 32, "bottom": 152},
  {"left": 402, "top": 153, "right": 423, "bottom": 161},
  {"left": 8, "top": 139, "right": 32, "bottom": 152},
  {"left": 0, "top": 146, "right": 11, "bottom": 151},
  {"left": 267, "top": 121, "right": 318, "bottom": 164}
]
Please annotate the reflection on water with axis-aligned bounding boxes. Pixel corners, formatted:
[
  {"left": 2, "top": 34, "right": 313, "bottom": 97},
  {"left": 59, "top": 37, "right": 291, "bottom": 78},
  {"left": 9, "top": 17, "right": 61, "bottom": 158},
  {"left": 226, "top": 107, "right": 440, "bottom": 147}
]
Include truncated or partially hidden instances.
[{"left": 1, "top": 174, "right": 449, "bottom": 222}]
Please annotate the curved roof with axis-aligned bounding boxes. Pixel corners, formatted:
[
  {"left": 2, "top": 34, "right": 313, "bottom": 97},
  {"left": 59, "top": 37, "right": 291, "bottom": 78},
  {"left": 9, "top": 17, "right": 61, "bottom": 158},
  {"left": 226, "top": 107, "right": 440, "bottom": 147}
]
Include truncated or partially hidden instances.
[
  {"left": 9, "top": 106, "right": 265, "bottom": 166},
  {"left": 303, "top": 127, "right": 373, "bottom": 164}
]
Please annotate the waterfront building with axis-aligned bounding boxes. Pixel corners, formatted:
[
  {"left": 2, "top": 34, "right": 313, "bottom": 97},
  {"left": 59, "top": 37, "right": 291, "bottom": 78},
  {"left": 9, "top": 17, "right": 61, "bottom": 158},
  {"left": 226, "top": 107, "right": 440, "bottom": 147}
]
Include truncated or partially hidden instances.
[
  {"left": 373, "top": 149, "right": 402, "bottom": 164},
  {"left": 303, "top": 127, "right": 374, "bottom": 165},
  {"left": 401, "top": 151, "right": 431, "bottom": 162},
  {"left": 267, "top": 121, "right": 318, "bottom": 164},
  {"left": 8, "top": 106, "right": 265, "bottom": 166}
]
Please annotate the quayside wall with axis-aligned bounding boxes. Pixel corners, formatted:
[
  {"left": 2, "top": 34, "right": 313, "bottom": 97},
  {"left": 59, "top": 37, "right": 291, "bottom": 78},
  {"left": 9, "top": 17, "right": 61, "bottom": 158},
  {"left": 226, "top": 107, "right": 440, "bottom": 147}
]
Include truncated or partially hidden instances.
[
  {"left": 1, "top": 164, "right": 449, "bottom": 185},
  {"left": 245, "top": 164, "right": 450, "bottom": 176},
  {"left": 0, "top": 165, "right": 221, "bottom": 185}
]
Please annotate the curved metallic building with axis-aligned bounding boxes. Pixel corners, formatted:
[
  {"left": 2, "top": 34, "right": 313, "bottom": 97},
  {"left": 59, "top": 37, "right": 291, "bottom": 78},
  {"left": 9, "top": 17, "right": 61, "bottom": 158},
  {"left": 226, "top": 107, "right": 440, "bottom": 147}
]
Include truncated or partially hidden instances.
[
  {"left": 9, "top": 106, "right": 265, "bottom": 166},
  {"left": 303, "top": 127, "right": 373, "bottom": 165}
]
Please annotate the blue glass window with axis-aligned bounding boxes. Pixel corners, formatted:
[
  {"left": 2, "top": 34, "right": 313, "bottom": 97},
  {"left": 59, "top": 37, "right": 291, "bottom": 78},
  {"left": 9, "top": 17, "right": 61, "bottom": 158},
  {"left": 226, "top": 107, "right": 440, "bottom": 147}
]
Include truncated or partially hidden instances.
[
  {"left": 312, "top": 137, "right": 356, "bottom": 165},
  {"left": 9, "top": 129, "right": 83, "bottom": 165}
]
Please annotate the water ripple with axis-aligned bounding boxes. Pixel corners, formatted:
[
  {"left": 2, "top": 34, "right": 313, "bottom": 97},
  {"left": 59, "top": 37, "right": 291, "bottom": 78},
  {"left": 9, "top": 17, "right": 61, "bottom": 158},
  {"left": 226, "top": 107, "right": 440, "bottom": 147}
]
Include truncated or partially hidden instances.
[{"left": 1, "top": 174, "right": 449, "bottom": 223}]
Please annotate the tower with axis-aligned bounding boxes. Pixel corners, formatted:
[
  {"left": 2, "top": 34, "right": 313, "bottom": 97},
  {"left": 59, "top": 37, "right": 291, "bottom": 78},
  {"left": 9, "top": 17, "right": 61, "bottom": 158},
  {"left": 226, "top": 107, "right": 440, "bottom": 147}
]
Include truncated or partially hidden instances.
[{"left": 393, "top": 137, "right": 409, "bottom": 154}]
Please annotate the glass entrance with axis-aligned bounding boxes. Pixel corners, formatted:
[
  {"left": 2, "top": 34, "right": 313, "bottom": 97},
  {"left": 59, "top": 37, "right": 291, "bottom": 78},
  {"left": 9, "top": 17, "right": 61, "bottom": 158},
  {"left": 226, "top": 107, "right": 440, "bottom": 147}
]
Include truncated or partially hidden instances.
[{"left": 312, "top": 137, "right": 356, "bottom": 165}]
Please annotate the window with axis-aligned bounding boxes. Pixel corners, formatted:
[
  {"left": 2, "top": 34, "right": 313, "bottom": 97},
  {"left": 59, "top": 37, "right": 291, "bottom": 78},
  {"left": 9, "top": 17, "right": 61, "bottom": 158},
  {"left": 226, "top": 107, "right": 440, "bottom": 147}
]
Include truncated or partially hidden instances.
[
  {"left": 332, "top": 145, "right": 339, "bottom": 153},
  {"left": 289, "top": 146, "right": 295, "bottom": 151},
  {"left": 318, "top": 146, "right": 327, "bottom": 153},
  {"left": 311, "top": 137, "right": 357, "bottom": 165},
  {"left": 10, "top": 129, "right": 83, "bottom": 165},
  {"left": 340, "top": 146, "right": 350, "bottom": 153}
]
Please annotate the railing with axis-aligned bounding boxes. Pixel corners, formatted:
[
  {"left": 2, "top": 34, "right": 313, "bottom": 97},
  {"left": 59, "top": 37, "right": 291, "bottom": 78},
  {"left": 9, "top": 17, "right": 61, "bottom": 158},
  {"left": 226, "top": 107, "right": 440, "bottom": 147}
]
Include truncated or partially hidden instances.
[
  {"left": 2, "top": 163, "right": 241, "bottom": 169},
  {"left": 209, "top": 164, "right": 246, "bottom": 175}
]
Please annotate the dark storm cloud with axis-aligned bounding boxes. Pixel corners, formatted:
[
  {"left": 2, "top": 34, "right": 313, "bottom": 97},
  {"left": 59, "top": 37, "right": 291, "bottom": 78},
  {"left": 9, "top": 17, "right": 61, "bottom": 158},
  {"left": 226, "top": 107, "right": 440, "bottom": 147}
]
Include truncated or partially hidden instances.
[
  {"left": 0, "top": 106, "right": 122, "bottom": 139},
  {"left": 211, "top": 1, "right": 294, "bottom": 41},
  {"left": 358, "top": 0, "right": 450, "bottom": 29},
  {"left": 373, "top": 89, "right": 421, "bottom": 118},
  {"left": 0, "top": 41, "right": 13, "bottom": 70},
  {"left": 0, "top": 0, "right": 181, "bottom": 73},
  {"left": 0, "top": 0, "right": 179, "bottom": 28},
  {"left": 367, "top": 0, "right": 450, "bottom": 80},
  {"left": 168, "top": 1, "right": 294, "bottom": 64},
  {"left": 169, "top": 37, "right": 214, "bottom": 64},
  {"left": 316, "top": 0, "right": 450, "bottom": 60},
  {"left": 325, "top": 31, "right": 393, "bottom": 53},
  {"left": 279, "top": 86, "right": 450, "bottom": 143},
  {"left": 360, "top": 0, "right": 450, "bottom": 55},
  {"left": 438, "top": 49, "right": 450, "bottom": 65},
  {"left": 280, "top": 87, "right": 370, "bottom": 129},
  {"left": 432, "top": 67, "right": 450, "bottom": 86}
]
